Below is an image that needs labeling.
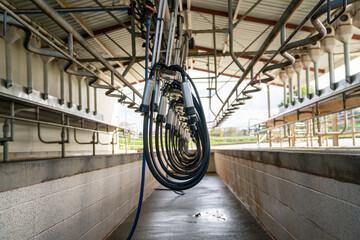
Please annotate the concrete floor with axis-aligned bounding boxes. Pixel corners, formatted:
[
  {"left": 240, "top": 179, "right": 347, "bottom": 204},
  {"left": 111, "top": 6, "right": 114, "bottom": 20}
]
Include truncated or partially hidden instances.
[{"left": 108, "top": 174, "right": 271, "bottom": 240}]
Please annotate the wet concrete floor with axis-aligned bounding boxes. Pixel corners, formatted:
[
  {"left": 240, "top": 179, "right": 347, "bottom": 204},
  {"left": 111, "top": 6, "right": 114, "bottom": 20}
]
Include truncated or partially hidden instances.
[{"left": 108, "top": 174, "right": 271, "bottom": 240}]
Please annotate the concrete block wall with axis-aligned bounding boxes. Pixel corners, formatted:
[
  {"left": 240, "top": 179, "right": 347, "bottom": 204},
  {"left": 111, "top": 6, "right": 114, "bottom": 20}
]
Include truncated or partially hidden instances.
[
  {"left": 0, "top": 153, "right": 158, "bottom": 239},
  {"left": 214, "top": 150, "right": 360, "bottom": 240}
]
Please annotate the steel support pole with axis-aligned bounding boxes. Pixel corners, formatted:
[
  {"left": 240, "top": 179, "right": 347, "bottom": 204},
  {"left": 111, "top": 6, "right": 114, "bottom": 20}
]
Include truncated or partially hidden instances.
[
  {"left": 344, "top": 42, "right": 351, "bottom": 83},
  {"left": 305, "top": 67, "right": 311, "bottom": 98},
  {"left": 26, "top": 52, "right": 33, "bottom": 94},
  {"left": 267, "top": 84, "right": 271, "bottom": 118},
  {"left": 297, "top": 72, "right": 301, "bottom": 101},
  {"left": 68, "top": 74, "right": 73, "bottom": 108},
  {"left": 328, "top": 52, "right": 335, "bottom": 89},
  {"left": 314, "top": 62, "right": 320, "bottom": 96}
]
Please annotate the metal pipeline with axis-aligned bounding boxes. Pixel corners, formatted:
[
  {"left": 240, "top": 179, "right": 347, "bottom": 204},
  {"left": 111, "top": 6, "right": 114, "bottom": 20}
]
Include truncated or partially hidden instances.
[
  {"left": 321, "top": 26, "right": 337, "bottom": 89},
  {"left": 13, "top": 6, "right": 129, "bottom": 15},
  {"left": 40, "top": 55, "right": 54, "bottom": 100},
  {"left": 165, "top": 0, "right": 179, "bottom": 65},
  {"left": 30, "top": 0, "right": 142, "bottom": 97},
  {"left": 3, "top": 26, "right": 20, "bottom": 88},
  {"left": 26, "top": 51, "right": 33, "bottom": 94},
  {"left": 0, "top": 11, "right": 139, "bottom": 109},
  {"left": 122, "top": 14, "right": 135, "bottom": 77},
  {"left": 213, "top": 14, "right": 223, "bottom": 104},
  {"left": 68, "top": 73, "right": 73, "bottom": 108},
  {"left": 228, "top": 0, "right": 245, "bottom": 73},
  {"left": 215, "top": 0, "right": 303, "bottom": 125}
]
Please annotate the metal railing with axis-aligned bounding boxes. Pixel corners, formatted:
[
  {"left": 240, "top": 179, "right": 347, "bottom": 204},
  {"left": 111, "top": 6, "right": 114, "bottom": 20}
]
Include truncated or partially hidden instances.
[{"left": 252, "top": 107, "right": 360, "bottom": 148}]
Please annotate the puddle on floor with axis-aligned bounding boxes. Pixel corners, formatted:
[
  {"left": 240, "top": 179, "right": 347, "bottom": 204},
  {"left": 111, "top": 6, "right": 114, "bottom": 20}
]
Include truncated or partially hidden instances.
[{"left": 190, "top": 210, "right": 227, "bottom": 221}]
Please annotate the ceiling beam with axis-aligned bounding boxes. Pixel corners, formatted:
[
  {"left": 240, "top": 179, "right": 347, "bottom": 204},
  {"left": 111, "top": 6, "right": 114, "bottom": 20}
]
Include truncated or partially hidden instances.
[
  {"left": 56, "top": 0, "right": 139, "bottom": 84},
  {"left": 187, "top": 5, "right": 360, "bottom": 40},
  {"left": 194, "top": 46, "right": 325, "bottom": 73}
]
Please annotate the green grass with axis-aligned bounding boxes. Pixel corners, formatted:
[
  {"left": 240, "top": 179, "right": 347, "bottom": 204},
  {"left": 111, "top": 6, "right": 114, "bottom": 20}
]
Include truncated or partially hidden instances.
[{"left": 210, "top": 136, "right": 258, "bottom": 145}]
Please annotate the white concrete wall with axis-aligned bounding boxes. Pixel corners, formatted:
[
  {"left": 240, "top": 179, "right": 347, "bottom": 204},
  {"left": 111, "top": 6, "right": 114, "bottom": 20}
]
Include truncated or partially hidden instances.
[
  {"left": 0, "top": 25, "right": 127, "bottom": 160},
  {"left": 215, "top": 152, "right": 360, "bottom": 240},
  {"left": 0, "top": 160, "right": 158, "bottom": 240}
]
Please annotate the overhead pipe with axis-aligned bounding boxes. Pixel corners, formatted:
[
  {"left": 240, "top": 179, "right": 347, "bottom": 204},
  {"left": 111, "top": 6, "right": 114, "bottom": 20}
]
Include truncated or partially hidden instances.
[
  {"left": 26, "top": 51, "right": 33, "bottom": 94},
  {"left": 57, "top": 59, "right": 68, "bottom": 105},
  {"left": 165, "top": 0, "right": 179, "bottom": 65},
  {"left": 309, "top": 41, "right": 321, "bottom": 96},
  {"left": 279, "top": 70, "right": 289, "bottom": 108},
  {"left": 77, "top": 75, "right": 83, "bottom": 110},
  {"left": 286, "top": 65, "right": 295, "bottom": 105},
  {"left": 0, "top": 7, "right": 138, "bottom": 107},
  {"left": 122, "top": 14, "right": 135, "bottom": 77},
  {"left": 3, "top": 26, "right": 20, "bottom": 88},
  {"left": 1, "top": 102, "right": 14, "bottom": 162},
  {"left": 40, "top": 55, "right": 54, "bottom": 100},
  {"left": 84, "top": 78, "right": 91, "bottom": 113},
  {"left": 68, "top": 73, "right": 73, "bottom": 108},
  {"left": 213, "top": 14, "right": 223, "bottom": 104},
  {"left": 321, "top": 26, "right": 337, "bottom": 89},
  {"left": 94, "top": 87, "right": 97, "bottom": 115},
  {"left": 215, "top": 0, "right": 303, "bottom": 126},
  {"left": 219, "top": 0, "right": 263, "bottom": 77},
  {"left": 29, "top": 0, "right": 142, "bottom": 97},
  {"left": 228, "top": 0, "right": 245, "bottom": 73},
  {"left": 152, "top": 0, "right": 167, "bottom": 65},
  {"left": 257, "top": 0, "right": 356, "bottom": 91},
  {"left": 335, "top": 13, "right": 354, "bottom": 83},
  {"left": 301, "top": 52, "right": 312, "bottom": 99},
  {"left": 13, "top": 6, "right": 129, "bottom": 15}
]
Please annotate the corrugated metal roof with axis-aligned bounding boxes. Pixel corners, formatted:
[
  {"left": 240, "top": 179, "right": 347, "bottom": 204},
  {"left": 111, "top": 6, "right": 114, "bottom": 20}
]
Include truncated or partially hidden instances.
[{"left": 5, "top": 0, "right": 360, "bottom": 89}]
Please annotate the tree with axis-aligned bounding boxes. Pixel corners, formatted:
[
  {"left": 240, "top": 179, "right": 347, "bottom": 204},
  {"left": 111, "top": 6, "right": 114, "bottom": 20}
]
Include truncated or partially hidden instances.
[{"left": 210, "top": 128, "right": 223, "bottom": 137}]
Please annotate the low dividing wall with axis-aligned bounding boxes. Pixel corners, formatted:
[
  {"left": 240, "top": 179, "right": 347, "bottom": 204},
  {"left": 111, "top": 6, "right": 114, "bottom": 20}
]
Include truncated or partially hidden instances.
[
  {"left": 0, "top": 153, "right": 158, "bottom": 240},
  {"left": 214, "top": 149, "right": 360, "bottom": 240}
]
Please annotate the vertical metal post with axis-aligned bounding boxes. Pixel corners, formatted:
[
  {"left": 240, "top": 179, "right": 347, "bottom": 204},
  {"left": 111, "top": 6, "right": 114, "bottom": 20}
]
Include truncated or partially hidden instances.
[
  {"left": 59, "top": 69, "right": 65, "bottom": 105},
  {"left": 351, "top": 109, "right": 356, "bottom": 146},
  {"left": 26, "top": 52, "right": 33, "bottom": 94},
  {"left": 328, "top": 52, "right": 335, "bottom": 89},
  {"left": 68, "top": 74, "right": 73, "bottom": 108},
  {"left": 305, "top": 67, "right": 311, "bottom": 99},
  {"left": 267, "top": 84, "right": 271, "bottom": 118},
  {"left": 92, "top": 132, "right": 96, "bottom": 156},
  {"left": 68, "top": 33, "right": 73, "bottom": 56},
  {"left": 344, "top": 42, "right": 351, "bottom": 83},
  {"left": 94, "top": 88, "right": 97, "bottom": 115},
  {"left": 3, "top": 119, "right": 9, "bottom": 162},
  {"left": 86, "top": 83, "right": 90, "bottom": 113},
  {"left": 314, "top": 62, "right": 320, "bottom": 96},
  {"left": 78, "top": 77, "right": 83, "bottom": 110},
  {"left": 5, "top": 41, "right": 12, "bottom": 88},
  {"left": 111, "top": 71, "right": 114, "bottom": 86},
  {"left": 283, "top": 84, "right": 287, "bottom": 107},
  {"left": 41, "top": 57, "right": 53, "bottom": 100},
  {"left": 331, "top": 113, "right": 339, "bottom": 146},
  {"left": 296, "top": 72, "right": 301, "bottom": 101},
  {"left": 61, "top": 113, "right": 65, "bottom": 158},
  {"left": 2, "top": 102, "right": 14, "bottom": 162},
  {"left": 289, "top": 77, "right": 293, "bottom": 105},
  {"left": 291, "top": 124, "right": 295, "bottom": 147},
  {"left": 111, "top": 130, "right": 115, "bottom": 155}
]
